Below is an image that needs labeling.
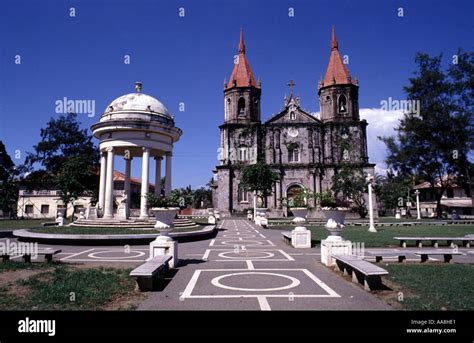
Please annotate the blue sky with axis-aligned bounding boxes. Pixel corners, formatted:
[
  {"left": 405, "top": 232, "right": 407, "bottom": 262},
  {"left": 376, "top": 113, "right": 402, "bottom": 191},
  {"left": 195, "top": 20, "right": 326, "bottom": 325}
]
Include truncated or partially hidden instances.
[{"left": 1, "top": 0, "right": 472, "bottom": 188}]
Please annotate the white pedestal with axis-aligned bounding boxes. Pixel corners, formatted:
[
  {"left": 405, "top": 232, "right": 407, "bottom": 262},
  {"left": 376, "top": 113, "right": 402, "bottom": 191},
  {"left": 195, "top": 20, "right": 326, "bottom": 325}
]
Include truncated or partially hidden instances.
[
  {"left": 291, "top": 227, "right": 311, "bottom": 248},
  {"left": 149, "top": 236, "right": 178, "bottom": 268},
  {"left": 86, "top": 206, "right": 98, "bottom": 220},
  {"left": 116, "top": 205, "right": 127, "bottom": 220},
  {"left": 208, "top": 215, "right": 216, "bottom": 224},
  {"left": 55, "top": 216, "right": 66, "bottom": 226},
  {"left": 321, "top": 237, "right": 352, "bottom": 266}
]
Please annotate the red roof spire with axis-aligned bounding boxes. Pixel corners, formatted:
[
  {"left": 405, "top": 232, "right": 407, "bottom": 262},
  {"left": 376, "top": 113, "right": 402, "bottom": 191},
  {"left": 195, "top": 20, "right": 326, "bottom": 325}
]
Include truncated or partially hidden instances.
[
  {"left": 238, "top": 28, "right": 245, "bottom": 53},
  {"left": 322, "top": 26, "right": 355, "bottom": 87},
  {"left": 226, "top": 29, "right": 259, "bottom": 90},
  {"left": 331, "top": 25, "right": 338, "bottom": 50}
]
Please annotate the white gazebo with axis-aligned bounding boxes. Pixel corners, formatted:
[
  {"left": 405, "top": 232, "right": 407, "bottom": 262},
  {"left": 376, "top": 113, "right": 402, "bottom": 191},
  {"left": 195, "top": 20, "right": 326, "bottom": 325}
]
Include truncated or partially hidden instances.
[{"left": 90, "top": 82, "right": 182, "bottom": 220}]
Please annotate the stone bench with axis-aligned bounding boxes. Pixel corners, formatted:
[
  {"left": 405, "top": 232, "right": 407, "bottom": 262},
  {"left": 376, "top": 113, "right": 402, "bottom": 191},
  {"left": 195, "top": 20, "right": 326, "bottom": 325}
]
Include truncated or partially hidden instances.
[
  {"left": 130, "top": 255, "right": 172, "bottom": 291},
  {"left": 394, "top": 236, "right": 472, "bottom": 248},
  {"left": 1, "top": 249, "right": 62, "bottom": 263},
  {"left": 413, "top": 250, "right": 463, "bottom": 263},
  {"left": 366, "top": 252, "right": 407, "bottom": 263},
  {"left": 281, "top": 231, "right": 292, "bottom": 245},
  {"left": 332, "top": 254, "right": 389, "bottom": 291}
]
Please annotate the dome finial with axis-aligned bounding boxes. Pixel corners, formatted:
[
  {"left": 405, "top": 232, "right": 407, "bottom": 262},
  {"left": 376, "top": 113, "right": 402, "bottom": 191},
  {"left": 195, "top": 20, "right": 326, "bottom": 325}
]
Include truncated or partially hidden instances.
[{"left": 135, "top": 82, "right": 142, "bottom": 92}]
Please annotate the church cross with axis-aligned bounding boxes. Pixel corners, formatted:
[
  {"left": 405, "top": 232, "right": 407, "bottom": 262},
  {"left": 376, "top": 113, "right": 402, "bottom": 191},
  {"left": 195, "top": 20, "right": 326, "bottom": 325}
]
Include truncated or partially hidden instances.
[{"left": 287, "top": 80, "right": 296, "bottom": 96}]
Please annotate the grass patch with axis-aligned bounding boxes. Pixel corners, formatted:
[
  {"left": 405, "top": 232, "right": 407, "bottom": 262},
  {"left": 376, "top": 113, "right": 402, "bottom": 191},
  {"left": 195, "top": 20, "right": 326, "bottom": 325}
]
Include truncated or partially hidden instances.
[
  {"left": 383, "top": 264, "right": 474, "bottom": 310},
  {"left": 268, "top": 225, "right": 474, "bottom": 247},
  {"left": 0, "top": 262, "right": 138, "bottom": 310},
  {"left": 0, "top": 219, "right": 50, "bottom": 231}
]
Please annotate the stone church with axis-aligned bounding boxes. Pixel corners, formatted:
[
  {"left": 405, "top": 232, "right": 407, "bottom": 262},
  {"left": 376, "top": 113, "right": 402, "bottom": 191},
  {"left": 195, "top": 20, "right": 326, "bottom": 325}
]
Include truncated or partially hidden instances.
[{"left": 213, "top": 28, "right": 375, "bottom": 218}]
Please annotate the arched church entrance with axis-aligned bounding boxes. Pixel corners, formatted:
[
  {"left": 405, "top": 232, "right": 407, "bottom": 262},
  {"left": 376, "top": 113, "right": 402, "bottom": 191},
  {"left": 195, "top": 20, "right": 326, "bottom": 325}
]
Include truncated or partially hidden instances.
[{"left": 286, "top": 184, "right": 304, "bottom": 216}]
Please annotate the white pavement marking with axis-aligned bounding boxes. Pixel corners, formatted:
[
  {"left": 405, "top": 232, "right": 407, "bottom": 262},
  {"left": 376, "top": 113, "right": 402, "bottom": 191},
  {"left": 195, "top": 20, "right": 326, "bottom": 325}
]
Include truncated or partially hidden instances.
[
  {"left": 182, "top": 270, "right": 202, "bottom": 299},
  {"left": 259, "top": 233, "right": 266, "bottom": 238},
  {"left": 60, "top": 248, "right": 95, "bottom": 261},
  {"left": 301, "top": 269, "right": 340, "bottom": 297},
  {"left": 257, "top": 296, "right": 271, "bottom": 311},
  {"left": 209, "top": 239, "right": 215, "bottom": 246},
  {"left": 88, "top": 250, "right": 146, "bottom": 260},
  {"left": 202, "top": 249, "right": 211, "bottom": 260},
  {"left": 278, "top": 250, "right": 295, "bottom": 261},
  {"left": 61, "top": 259, "right": 146, "bottom": 263},
  {"left": 210, "top": 271, "right": 300, "bottom": 292},
  {"left": 246, "top": 260, "right": 255, "bottom": 270}
]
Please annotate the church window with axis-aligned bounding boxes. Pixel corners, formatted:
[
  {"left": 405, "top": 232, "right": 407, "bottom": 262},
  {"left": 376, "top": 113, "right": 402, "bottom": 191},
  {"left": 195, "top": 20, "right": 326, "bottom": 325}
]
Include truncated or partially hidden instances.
[
  {"left": 290, "top": 111, "right": 296, "bottom": 120},
  {"left": 238, "top": 147, "right": 248, "bottom": 161},
  {"left": 288, "top": 148, "right": 300, "bottom": 163},
  {"left": 238, "top": 185, "right": 249, "bottom": 203},
  {"left": 238, "top": 97, "right": 246, "bottom": 117},
  {"left": 338, "top": 94, "right": 347, "bottom": 113}
]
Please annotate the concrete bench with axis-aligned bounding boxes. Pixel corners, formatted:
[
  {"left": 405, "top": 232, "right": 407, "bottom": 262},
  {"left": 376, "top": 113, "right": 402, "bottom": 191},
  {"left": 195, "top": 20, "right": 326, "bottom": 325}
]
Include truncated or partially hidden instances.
[
  {"left": 1, "top": 249, "right": 62, "bottom": 263},
  {"left": 413, "top": 250, "right": 463, "bottom": 263},
  {"left": 394, "top": 237, "right": 472, "bottom": 248},
  {"left": 281, "top": 231, "right": 292, "bottom": 245},
  {"left": 130, "top": 255, "right": 172, "bottom": 291},
  {"left": 332, "top": 254, "right": 389, "bottom": 291},
  {"left": 366, "top": 252, "right": 407, "bottom": 263}
]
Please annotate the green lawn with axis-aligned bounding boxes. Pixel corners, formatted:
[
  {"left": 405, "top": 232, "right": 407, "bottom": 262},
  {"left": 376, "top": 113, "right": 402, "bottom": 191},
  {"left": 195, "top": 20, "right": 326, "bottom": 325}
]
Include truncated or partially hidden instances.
[
  {"left": 0, "top": 262, "right": 139, "bottom": 310},
  {"left": 0, "top": 219, "right": 51, "bottom": 231},
  {"left": 383, "top": 264, "right": 474, "bottom": 310},
  {"left": 268, "top": 225, "right": 474, "bottom": 247}
]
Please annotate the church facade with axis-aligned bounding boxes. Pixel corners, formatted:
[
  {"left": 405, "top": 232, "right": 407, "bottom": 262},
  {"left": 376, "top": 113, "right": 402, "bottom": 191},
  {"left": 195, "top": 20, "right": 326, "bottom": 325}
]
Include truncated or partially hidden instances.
[{"left": 213, "top": 28, "right": 375, "bottom": 218}]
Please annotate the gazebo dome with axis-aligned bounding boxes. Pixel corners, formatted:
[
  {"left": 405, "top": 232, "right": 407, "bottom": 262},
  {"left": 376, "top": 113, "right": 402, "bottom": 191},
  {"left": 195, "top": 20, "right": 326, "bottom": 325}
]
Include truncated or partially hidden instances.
[{"left": 105, "top": 92, "right": 171, "bottom": 118}]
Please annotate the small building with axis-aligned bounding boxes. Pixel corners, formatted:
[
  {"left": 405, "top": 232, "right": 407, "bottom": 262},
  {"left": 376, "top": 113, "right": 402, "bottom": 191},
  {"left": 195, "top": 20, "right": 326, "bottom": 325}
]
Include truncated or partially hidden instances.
[
  {"left": 412, "top": 178, "right": 473, "bottom": 217},
  {"left": 17, "top": 171, "right": 155, "bottom": 219}
]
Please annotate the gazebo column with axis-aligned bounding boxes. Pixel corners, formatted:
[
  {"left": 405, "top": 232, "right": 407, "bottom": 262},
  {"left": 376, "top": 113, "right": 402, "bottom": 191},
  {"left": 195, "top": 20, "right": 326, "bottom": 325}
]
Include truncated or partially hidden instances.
[
  {"left": 140, "top": 147, "right": 150, "bottom": 218},
  {"left": 103, "top": 147, "right": 115, "bottom": 219},
  {"left": 124, "top": 157, "right": 132, "bottom": 219},
  {"left": 98, "top": 150, "right": 107, "bottom": 212},
  {"left": 154, "top": 156, "right": 162, "bottom": 196},
  {"left": 165, "top": 152, "right": 172, "bottom": 196}
]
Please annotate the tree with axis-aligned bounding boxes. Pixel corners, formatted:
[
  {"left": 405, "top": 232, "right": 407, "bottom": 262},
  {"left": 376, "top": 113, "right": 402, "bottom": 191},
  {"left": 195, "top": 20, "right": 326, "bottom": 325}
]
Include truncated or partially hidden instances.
[
  {"left": 240, "top": 162, "right": 279, "bottom": 214},
  {"left": 0, "top": 141, "right": 18, "bottom": 217},
  {"left": 332, "top": 166, "right": 368, "bottom": 218},
  {"left": 25, "top": 112, "right": 99, "bottom": 175},
  {"left": 56, "top": 157, "right": 97, "bottom": 220},
  {"left": 379, "top": 51, "right": 474, "bottom": 218},
  {"left": 22, "top": 112, "right": 100, "bottom": 216},
  {"left": 374, "top": 172, "right": 412, "bottom": 216},
  {"left": 192, "top": 187, "right": 213, "bottom": 208}
]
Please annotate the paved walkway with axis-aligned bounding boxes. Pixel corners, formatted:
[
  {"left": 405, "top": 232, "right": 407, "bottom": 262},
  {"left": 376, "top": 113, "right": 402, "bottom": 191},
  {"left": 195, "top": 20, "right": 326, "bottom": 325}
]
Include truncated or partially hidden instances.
[{"left": 138, "top": 218, "right": 391, "bottom": 310}]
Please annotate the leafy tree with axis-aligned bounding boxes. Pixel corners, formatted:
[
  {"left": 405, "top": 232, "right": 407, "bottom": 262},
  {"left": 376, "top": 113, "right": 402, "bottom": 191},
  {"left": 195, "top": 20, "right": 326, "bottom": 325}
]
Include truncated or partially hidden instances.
[
  {"left": 331, "top": 166, "right": 368, "bottom": 218},
  {"left": 192, "top": 187, "right": 213, "bottom": 208},
  {"left": 21, "top": 112, "right": 100, "bottom": 216},
  {"left": 56, "top": 157, "right": 97, "bottom": 220},
  {"left": 379, "top": 51, "right": 474, "bottom": 218},
  {"left": 25, "top": 112, "right": 99, "bottom": 175},
  {"left": 374, "top": 172, "right": 413, "bottom": 215},
  {"left": 0, "top": 141, "right": 18, "bottom": 217},
  {"left": 240, "top": 162, "right": 279, "bottom": 207}
]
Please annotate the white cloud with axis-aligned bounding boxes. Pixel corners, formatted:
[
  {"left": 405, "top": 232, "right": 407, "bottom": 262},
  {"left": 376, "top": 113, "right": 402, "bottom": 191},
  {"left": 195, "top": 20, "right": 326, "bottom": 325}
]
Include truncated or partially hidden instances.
[{"left": 359, "top": 108, "right": 404, "bottom": 175}]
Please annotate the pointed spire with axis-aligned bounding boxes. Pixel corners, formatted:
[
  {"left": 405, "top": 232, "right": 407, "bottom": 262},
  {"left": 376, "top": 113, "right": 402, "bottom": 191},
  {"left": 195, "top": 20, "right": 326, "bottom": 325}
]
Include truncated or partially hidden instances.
[
  {"left": 238, "top": 28, "right": 245, "bottom": 53},
  {"left": 331, "top": 25, "right": 338, "bottom": 50},
  {"left": 226, "top": 29, "right": 260, "bottom": 90},
  {"left": 321, "top": 26, "right": 355, "bottom": 88}
]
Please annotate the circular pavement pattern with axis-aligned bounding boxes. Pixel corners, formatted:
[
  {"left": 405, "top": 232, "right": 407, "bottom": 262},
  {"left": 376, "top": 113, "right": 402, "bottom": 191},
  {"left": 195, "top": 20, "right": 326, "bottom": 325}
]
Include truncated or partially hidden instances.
[
  {"left": 218, "top": 251, "right": 275, "bottom": 260},
  {"left": 220, "top": 240, "right": 264, "bottom": 246},
  {"left": 211, "top": 272, "right": 301, "bottom": 292},
  {"left": 88, "top": 250, "right": 146, "bottom": 260}
]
